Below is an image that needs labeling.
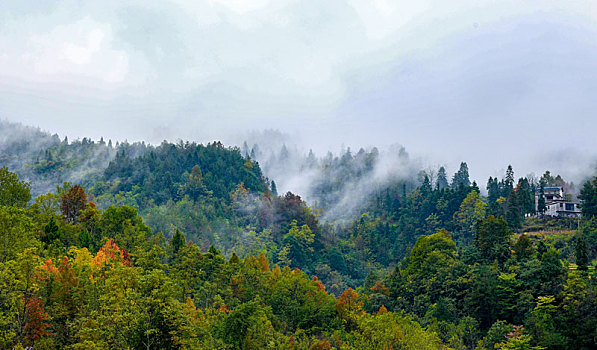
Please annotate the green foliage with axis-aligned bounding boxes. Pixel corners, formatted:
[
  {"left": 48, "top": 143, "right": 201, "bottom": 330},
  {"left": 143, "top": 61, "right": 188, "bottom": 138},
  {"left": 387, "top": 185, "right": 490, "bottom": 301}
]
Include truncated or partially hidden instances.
[
  {"left": 579, "top": 176, "right": 597, "bottom": 218},
  {"left": 574, "top": 235, "right": 589, "bottom": 271},
  {"left": 169, "top": 229, "right": 186, "bottom": 256},
  {"left": 454, "top": 190, "right": 487, "bottom": 243},
  {"left": 2, "top": 136, "right": 597, "bottom": 349},
  {"left": 0, "top": 166, "right": 31, "bottom": 208},
  {"left": 475, "top": 216, "right": 512, "bottom": 264},
  {"left": 0, "top": 206, "right": 40, "bottom": 262}
]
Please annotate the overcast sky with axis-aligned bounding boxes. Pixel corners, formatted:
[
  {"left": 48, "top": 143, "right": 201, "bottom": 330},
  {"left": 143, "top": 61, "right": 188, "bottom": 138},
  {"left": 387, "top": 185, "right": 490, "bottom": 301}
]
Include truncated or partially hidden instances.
[{"left": 1, "top": 0, "right": 597, "bottom": 183}]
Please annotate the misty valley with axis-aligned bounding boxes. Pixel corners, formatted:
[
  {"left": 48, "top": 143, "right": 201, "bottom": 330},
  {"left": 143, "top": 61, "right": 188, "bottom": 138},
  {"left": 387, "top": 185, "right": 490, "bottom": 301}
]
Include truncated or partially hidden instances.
[{"left": 0, "top": 120, "right": 596, "bottom": 349}]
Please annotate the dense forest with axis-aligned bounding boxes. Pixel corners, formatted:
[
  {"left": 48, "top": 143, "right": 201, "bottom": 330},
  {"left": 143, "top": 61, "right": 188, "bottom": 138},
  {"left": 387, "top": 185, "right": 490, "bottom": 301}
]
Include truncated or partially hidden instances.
[{"left": 1, "top": 122, "right": 596, "bottom": 349}]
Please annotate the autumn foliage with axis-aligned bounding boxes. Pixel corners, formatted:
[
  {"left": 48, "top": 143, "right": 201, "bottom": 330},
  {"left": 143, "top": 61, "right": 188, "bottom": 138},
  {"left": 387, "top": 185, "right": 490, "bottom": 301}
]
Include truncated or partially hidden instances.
[
  {"left": 92, "top": 238, "right": 132, "bottom": 268},
  {"left": 23, "top": 297, "right": 53, "bottom": 346},
  {"left": 60, "top": 184, "right": 87, "bottom": 224}
]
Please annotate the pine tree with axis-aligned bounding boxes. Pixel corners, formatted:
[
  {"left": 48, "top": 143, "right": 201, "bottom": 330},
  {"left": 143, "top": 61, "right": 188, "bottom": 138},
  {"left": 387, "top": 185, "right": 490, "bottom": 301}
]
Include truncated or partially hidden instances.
[
  {"left": 579, "top": 177, "right": 597, "bottom": 218},
  {"left": 436, "top": 166, "right": 449, "bottom": 190},
  {"left": 451, "top": 162, "right": 471, "bottom": 188},
  {"left": 504, "top": 165, "right": 514, "bottom": 192},
  {"left": 170, "top": 229, "right": 186, "bottom": 256}
]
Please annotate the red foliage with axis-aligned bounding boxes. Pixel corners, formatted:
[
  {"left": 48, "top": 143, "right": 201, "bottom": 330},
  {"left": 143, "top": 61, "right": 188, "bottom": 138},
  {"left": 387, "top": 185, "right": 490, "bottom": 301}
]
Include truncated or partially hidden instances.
[{"left": 23, "top": 296, "right": 53, "bottom": 345}]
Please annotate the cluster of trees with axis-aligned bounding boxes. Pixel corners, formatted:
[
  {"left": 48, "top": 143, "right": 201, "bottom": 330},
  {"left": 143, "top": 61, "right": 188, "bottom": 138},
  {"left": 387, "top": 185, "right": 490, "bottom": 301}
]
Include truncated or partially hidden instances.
[
  {"left": 0, "top": 120, "right": 147, "bottom": 197},
  {"left": 2, "top": 126, "right": 597, "bottom": 349},
  {"left": 0, "top": 167, "right": 447, "bottom": 349},
  {"left": 96, "top": 141, "right": 267, "bottom": 208},
  {"left": 362, "top": 217, "right": 597, "bottom": 349},
  {"left": 3, "top": 162, "right": 595, "bottom": 349}
]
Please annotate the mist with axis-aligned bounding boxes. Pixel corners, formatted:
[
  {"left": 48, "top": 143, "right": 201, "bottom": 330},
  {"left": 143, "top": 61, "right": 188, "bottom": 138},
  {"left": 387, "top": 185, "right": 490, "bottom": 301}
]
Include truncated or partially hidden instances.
[{"left": 1, "top": 1, "right": 597, "bottom": 189}]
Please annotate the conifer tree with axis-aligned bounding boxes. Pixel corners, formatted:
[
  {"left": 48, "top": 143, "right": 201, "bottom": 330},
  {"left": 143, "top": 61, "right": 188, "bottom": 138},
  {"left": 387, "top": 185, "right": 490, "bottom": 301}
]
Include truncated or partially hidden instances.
[
  {"left": 575, "top": 235, "right": 589, "bottom": 271},
  {"left": 436, "top": 166, "right": 449, "bottom": 190}
]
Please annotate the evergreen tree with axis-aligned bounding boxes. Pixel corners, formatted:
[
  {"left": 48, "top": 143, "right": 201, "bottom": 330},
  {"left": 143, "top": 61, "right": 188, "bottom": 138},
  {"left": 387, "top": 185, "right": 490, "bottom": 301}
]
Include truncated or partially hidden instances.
[
  {"left": 170, "top": 229, "right": 186, "bottom": 256},
  {"left": 537, "top": 183, "right": 547, "bottom": 216},
  {"left": 487, "top": 177, "right": 503, "bottom": 218},
  {"left": 575, "top": 235, "right": 589, "bottom": 271},
  {"left": 505, "top": 187, "right": 523, "bottom": 230},
  {"left": 451, "top": 162, "right": 471, "bottom": 188},
  {"left": 579, "top": 177, "right": 597, "bottom": 218},
  {"left": 436, "top": 166, "right": 449, "bottom": 190},
  {"left": 504, "top": 165, "right": 514, "bottom": 194},
  {"left": 43, "top": 216, "right": 61, "bottom": 243}
]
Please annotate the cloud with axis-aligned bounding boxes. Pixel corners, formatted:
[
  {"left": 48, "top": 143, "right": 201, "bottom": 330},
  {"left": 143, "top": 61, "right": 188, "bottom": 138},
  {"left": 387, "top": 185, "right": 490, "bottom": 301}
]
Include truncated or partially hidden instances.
[
  {"left": 1, "top": 0, "right": 597, "bottom": 183},
  {"left": 28, "top": 17, "right": 128, "bottom": 83}
]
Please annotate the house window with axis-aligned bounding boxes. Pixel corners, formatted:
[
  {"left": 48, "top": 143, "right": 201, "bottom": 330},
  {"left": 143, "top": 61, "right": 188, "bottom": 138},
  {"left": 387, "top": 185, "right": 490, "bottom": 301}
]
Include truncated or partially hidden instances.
[
  {"left": 565, "top": 203, "right": 574, "bottom": 211},
  {"left": 560, "top": 203, "right": 563, "bottom": 208}
]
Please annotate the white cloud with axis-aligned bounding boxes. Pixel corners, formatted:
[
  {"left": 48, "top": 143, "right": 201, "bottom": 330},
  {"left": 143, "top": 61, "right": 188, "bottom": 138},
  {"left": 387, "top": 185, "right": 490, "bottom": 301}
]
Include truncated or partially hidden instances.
[
  {"left": 210, "top": 0, "right": 272, "bottom": 14},
  {"left": 1, "top": 0, "right": 597, "bottom": 182},
  {"left": 26, "top": 17, "right": 128, "bottom": 83}
]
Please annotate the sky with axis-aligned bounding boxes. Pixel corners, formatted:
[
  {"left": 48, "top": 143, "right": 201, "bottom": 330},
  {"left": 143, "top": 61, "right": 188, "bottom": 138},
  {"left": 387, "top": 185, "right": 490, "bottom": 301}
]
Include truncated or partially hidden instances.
[{"left": 1, "top": 0, "right": 597, "bottom": 184}]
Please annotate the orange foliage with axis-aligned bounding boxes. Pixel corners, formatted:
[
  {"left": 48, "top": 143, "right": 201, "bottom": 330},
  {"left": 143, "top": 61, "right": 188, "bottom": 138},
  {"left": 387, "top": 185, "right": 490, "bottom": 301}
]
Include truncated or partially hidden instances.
[
  {"left": 309, "top": 339, "right": 331, "bottom": 350},
  {"left": 271, "top": 265, "right": 282, "bottom": 279},
  {"left": 377, "top": 305, "right": 388, "bottom": 316},
  {"left": 288, "top": 334, "right": 296, "bottom": 348},
  {"left": 336, "top": 288, "right": 364, "bottom": 318},
  {"left": 39, "top": 259, "right": 58, "bottom": 275},
  {"left": 370, "top": 281, "right": 389, "bottom": 295},
  {"left": 92, "top": 239, "right": 131, "bottom": 268},
  {"left": 312, "top": 276, "right": 326, "bottom": 292},
  {"left": 256, "top": 253, "right": 269, "bottom": 272},
  {"left": 218, "top": 303, "right": 229, "bottom": 313},
  {"left": 38, "top": 259, "right": 58, "bottom": 280},
  {"left": 23, "top": 296, "right": 53, "bottom": 345}
]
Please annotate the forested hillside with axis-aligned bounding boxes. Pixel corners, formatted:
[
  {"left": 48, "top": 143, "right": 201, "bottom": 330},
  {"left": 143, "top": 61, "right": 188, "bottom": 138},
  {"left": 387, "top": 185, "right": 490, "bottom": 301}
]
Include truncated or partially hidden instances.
[
  {"left": 0, "top": 121, "right": 147, "bottom": 197},
  {"left": 1, "top": 126, "right": 596, "bottom": 349}
]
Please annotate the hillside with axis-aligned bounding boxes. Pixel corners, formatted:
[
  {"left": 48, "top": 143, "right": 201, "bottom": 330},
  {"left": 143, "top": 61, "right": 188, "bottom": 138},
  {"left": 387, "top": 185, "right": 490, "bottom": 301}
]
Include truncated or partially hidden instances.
[{"left": 1, "top": 126, "right": 597, "bottom": 348}]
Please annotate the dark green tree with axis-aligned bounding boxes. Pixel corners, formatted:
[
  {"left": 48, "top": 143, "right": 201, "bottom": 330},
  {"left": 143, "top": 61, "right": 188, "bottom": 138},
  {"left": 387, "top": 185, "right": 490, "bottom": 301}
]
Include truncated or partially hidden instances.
[
  {"left": 505, "top": 186, "right": 523, "bottom": 230},
  {"left": 170, "top": 229, "right": 186, "bottom": 256},
  {"left": 575, "top": 235, "right": 589, "bottom": 271},
  {"left": 504, "top": 165, "right": 514, "bottom": 194},
  {"left": 487, "top": 177, "right": 504, "bottom": 218},
  {"left": 43, "top": 216, "right": 62, "bottom": 243},
  {"left": 474, "top": 216, "right": 511, "bottom": 264},
  {"left": 579, "top": 177, "right": 597, "bottom": 218},
  {"left": 451, "top": 162, "right": 471, "bottom": 188},
  {"left": 537, "top": 182, "right": 547, "bottom": 216}
]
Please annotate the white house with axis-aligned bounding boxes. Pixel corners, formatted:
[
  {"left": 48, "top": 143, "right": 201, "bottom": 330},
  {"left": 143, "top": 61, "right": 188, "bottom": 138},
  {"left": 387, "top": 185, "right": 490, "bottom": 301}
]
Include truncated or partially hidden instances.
[{"left": 535, "top": 186, "right": 581, "bottom": 217}]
